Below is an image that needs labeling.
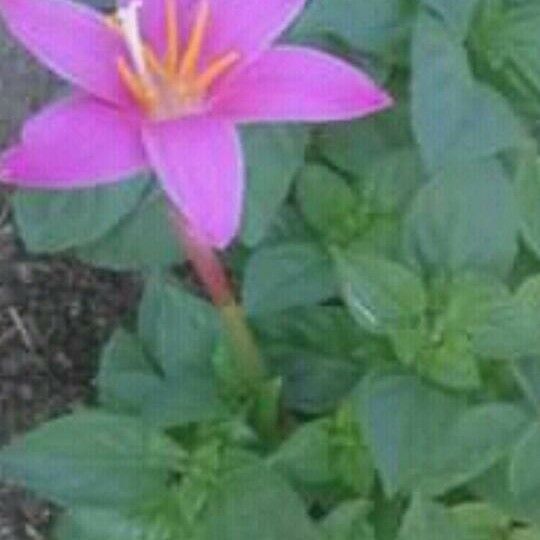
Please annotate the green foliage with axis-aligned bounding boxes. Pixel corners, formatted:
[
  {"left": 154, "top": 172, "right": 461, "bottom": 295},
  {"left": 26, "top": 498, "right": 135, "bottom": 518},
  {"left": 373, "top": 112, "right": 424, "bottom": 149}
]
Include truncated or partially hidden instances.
[{"left": 6, "top": 0, "right": 540, "bottom": 537}]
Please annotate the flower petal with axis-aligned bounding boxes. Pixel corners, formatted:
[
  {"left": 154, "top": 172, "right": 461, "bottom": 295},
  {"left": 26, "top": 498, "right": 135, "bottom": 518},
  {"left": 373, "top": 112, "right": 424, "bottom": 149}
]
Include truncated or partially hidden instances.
[
  {"left": 202, "top": 0, "right": 305, "bottom": 62},
  {"left": 0, "top": 0, "right": 129, "bottom": 104},
  {"left": 143, "top": 117, "right": 243, "bottom": 249},
  {"left": 137, "top": 0, "right": 305, "bottom": 70},
  {"left": 1, "top": 95, "right": 147, "bottom": 188},
  {"left": 211, "top": 46, "right": 394, "bottom": 123}
]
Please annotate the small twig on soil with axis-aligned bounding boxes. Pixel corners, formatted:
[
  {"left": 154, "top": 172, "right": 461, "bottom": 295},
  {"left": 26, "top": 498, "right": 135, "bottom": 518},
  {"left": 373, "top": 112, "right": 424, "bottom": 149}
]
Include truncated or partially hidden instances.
[{"left": 7, "top": 306, "right": 35, "bottom": 353}]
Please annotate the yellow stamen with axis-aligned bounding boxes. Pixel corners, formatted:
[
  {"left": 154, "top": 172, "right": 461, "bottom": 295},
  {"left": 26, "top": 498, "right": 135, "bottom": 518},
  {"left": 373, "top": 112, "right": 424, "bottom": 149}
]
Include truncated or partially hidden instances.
[
  {"left": 196, "top": 51, "right": 240, "bottom": 92},
  {"left": 165, "top": 0, "right": 180, "bottom": 74},
  {"left": 144, "top": 46, "right": 169, "bottom": 79},
  {"left": 117, "top": 57, "right": 155, "bottom": 110},
  {"left": 180, "top": 0, "right": 210, "bottom": 78}
]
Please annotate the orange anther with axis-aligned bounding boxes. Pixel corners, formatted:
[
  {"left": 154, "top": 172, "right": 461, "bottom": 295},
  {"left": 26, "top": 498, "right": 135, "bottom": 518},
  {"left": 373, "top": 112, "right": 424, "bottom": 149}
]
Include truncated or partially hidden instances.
[
  {"left": 196, "top": 51, "right": 240, "bottom": 92},
  {"left": 180, "top": 0, "right": 210, "bottom": 78},
  {"left": 165, "top": 0, "right": 180, "bottom": 74},
  {"left": 117, "top": 56, "right": 156, "bottom": 111}
]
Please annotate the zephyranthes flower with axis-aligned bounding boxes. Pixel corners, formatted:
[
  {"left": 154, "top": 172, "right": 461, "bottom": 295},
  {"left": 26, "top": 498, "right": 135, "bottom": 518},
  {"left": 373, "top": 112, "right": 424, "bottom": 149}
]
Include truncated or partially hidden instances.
[{"left": 0, "top": 0, "right": 392, "bottom": 248}]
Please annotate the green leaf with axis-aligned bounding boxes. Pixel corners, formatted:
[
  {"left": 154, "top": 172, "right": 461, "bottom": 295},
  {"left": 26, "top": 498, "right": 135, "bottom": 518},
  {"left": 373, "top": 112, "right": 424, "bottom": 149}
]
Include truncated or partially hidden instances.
[
  {"left": 240, "top": 125, "right": 308, "bottom": 247},
  {"left": 0, "top": 411, "right": 180, "bottom": 508},
  {"left": 271, "top": 410, "right": 374, "bottom": 500},
  {"left": 53, "top": 508, "right": 156, "bottom": 540},
  {"left": 257, "top": 307, "right": 383, "bottom": 413},
  {"left": 335, "top": 250, "right": 426, "bottom": 335},
  {"left": 420, "top": 0, "right": 480, "bottom": 36},
  {"left": 393, "top": 274, "right": 508, "bottom": 391},
  {"left": 510, "top": 423, "right": 540, "bottom": 513},
  {"left": 358, "top": 147, "right": 425, "bottom": 216},
  {"left": 13, "top": 176, "right": 149, "bottom": 253},
  {"left": 357, "top": 375, "right": 528, "bottom": 496},
  {"left": 321, "top": 500, "right": 375, "bottom": 540},
  {"left": 138, "top": 276, "right": 219, "bottom": 378},
  {"left": 96, "top": 329, "right": 163, "bottom": 414},
  {"left": 450, "top": 502, "right": 512, "bottom": 540},
  {"left": 469, "top": 0, "right": 540, "bottom": 118},
  {"left": 136, "top": 277, "right": 226, "bottom": 427},
  {"left": 289, "top": 0, "right": 414, "bottom": 57},
  {"left": 411, "top": 11, "right": 523, "bottom": 171},
  {"left": 77, "top": 190, "right": 182, "bottom": 270},
  {"left": 244, "top": 241, "right": 337, "bottom": 316},
  {"left": 516, "top": 154, "right": 540, "bottom": 259},
  {"left": 297, "top": 164, "right": 366, "bottom": 245},
  {"left": 472, "top": 276, "right": 540, "bottom": 361},
  {"left": 398, "top": 494, "right": 468, "bottom": 540},
  {"left": 317, "top": 104, "right": 413, "bottom": 178},
  {"left": 403, "top": 158, "right": 519, "bottom": 278},
  {"left": 201, "top": 463, "right": 321, "bottom": 540}
]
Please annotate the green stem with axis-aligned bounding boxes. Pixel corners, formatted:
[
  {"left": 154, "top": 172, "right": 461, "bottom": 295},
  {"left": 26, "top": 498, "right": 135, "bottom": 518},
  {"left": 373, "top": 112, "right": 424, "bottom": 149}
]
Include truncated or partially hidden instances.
[{"left": 169, "top": 208, "right": 267, "bottom": 389}]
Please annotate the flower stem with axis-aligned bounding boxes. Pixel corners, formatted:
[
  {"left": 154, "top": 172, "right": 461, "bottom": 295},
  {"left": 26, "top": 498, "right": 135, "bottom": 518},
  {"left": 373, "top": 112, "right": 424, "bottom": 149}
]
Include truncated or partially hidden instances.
[{"left": 169, "top": 209, "right": 267, "bottom": 389}]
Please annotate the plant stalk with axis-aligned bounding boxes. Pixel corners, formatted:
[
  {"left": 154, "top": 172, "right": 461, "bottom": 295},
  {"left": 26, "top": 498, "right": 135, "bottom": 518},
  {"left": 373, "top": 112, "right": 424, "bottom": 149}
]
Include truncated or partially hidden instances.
[{"left": 169, "top": 209, "right": 267, "bottom": 389}]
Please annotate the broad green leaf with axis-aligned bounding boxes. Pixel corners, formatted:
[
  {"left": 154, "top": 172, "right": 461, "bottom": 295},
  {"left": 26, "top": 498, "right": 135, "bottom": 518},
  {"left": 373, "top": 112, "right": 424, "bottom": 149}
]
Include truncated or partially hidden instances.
[
  {"left": 13, "top": 176, "right": 149, "bottom": 253},
  {"left": 317, "top": 103, "right": 413, "bottom": 178},
  {"left": 240, "top": 125, "right": 308, "bottom": 247},
  {"left": 53, "top": 508, "right": 155, "bottom": 540},
  {"left": 398, "top": 495, "right": 468, "bottom": 540},
  {"left": 244, "top": 241, "right": 337, "bottom": 316},
  {"left": 469, "top": 0, "right": 540, "bottom": 118},
  {"left": 0, "top": 411, "right": 180, "bottom": 508},
  {"left": 516, "top": 154, "right": 540, "bottom": 258},
  {"left": 96, "top": 329, "right": 162, "bottom": 414},
  {"left": 335, "top": 250, "right": 426, "bottom": 335},
  {"left": 450, "top": 502, "right": 512, "bottom": 540},
  {"left": 358, "top": 147, "right": 425, "bottom": 215},
  {"left": 270, "top": 419, "right": 339, "bottom": 494},
  {"left": 289, "top": 0, "right": 415, "bottom": 57},
  {"left": 411, "top": 11, "right": 523, "bottom": 172},
  {"left": 136, "top": 277, "right": 226, "bottom": 426},
  {"left": 394, "top": 274, "right": 509, "bottom": 391},
  {"left": 403, "top": 158, "right": 519, "bottom": 278},
  {"left": 473, "top": 461, "right": 540, "bottom": 525},
  {"left": 201, "top": 463, "right": 321, "bottom": 540},
  {"left": 77, "top": 190, "right": 181, "bottom": 270},
  {"left": 257, "top": 307, "right": 386, "bottom": 413},
  {"left": 513, "top": 357, "right": 540, "bottom": 412},
  {"left": 138, "top": 276, "right": 219, "bottom": 378},
  {"left": 321, "top": 500, "right": 375, "bottom": 540},
  {"left": 357, "top": 375, "right": 528, "bottom": 496},
  {"left": 296, "top": 164, "right": 366, "bottom": 245},
  {"left": 420, "top": 0, "right": 480, "bottom": 36},
  {"left": 472, "top": 276, "right": 540, "bottom": 361},
  {"left": 270, "top": 410, "right": 374, "bottom": 499},
  {"left": 510, "top": 423, "right": 540, "bottom": 513}
]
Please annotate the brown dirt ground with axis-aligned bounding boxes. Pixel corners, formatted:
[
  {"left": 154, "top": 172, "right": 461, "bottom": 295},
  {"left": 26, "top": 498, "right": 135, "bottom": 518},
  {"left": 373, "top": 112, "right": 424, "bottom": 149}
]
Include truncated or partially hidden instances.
[{"left": 0, "top": 19, "right": 141, "bottom": 540}]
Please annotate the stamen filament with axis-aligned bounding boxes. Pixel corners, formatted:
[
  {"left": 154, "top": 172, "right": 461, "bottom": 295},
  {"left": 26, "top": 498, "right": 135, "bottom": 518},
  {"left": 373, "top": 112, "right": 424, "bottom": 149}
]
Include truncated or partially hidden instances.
[
  {"left": 165, "top": 0, "right": 180, "bottom": 74},
  {"left": 180, "top": 0, "right": 210, "bottom": 78},
  {"left": 117, "top": 57, "right": 155, "bottom": 110},
  {"left": 196, "top": 51, "right": 240, "bottom": 92},
  {"left": 144, "top": 46, "right": 169, "bottom": 79}
]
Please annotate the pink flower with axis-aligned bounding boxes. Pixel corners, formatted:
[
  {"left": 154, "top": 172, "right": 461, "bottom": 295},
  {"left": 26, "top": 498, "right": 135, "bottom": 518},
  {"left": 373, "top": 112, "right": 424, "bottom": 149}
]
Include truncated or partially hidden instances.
[{"left": 0, "top": 0, "right": 392, "bottom": 248}]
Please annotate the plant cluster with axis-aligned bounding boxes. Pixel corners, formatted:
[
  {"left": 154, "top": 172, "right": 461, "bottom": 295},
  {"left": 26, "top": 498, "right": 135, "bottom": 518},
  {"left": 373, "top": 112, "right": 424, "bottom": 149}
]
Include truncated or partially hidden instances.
[{"left": 1, "top": 0, "right": 540, "bottom": 538}]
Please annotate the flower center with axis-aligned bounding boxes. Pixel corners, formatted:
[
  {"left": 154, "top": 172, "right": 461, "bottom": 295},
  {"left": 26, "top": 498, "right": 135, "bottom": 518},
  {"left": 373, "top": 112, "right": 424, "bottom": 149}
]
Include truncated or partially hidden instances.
[{"left": 110, "top": 0, "right": 240, "bottom": 120}]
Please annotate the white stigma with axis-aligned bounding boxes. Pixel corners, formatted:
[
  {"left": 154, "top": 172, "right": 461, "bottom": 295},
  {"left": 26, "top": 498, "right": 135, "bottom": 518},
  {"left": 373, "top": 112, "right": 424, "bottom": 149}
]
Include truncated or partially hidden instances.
[{"left": 116, "top": 1, "right": 151, "bottom": 83}]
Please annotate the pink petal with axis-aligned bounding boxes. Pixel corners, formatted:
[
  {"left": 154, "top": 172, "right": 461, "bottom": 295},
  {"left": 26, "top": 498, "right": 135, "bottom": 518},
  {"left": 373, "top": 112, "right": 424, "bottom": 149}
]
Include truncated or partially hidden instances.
[
  {"left": 201, "top": 0, "right": 306, "bottom": 63},
  {"left": 211, "top": 46, "right": 394, "bottom": 123},
  {"left": 143, "top": 117, "right": 243, "bottom": 249},
  {"left": 0, "top": 0, "right": 129, "bottom": 104},
  {"left": 1, "top": 95, "right": 147, "bottom": 188},
  {"left": 137, "top": 0, "right": 304, "bottom": 78}
]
